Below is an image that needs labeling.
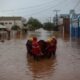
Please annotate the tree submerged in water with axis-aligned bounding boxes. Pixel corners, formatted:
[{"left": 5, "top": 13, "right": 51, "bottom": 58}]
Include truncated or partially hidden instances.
[
  {"left": 26, "top": 17, "right": 59, "bottom": 31},
  {"left": 27, "top": 17, "right": 43, "bottom": 31},
  {"left": 43, "top": 22, "right": 55, "bottom": 31}
]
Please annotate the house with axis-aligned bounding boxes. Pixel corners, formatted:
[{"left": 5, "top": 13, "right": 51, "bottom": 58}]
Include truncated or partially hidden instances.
[
  {"left": 0, "top": 25, "right": 8, "bottom": 41},
  {"left": 0, "top": 16, "right": 24, "bottom": 30}
]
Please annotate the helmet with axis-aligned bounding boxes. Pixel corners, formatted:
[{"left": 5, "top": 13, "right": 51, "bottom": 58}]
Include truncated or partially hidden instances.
[
  {"left": 47, "top": 37, "right": 52, "bottom": 42},
  {"left": 33, "top": 37, "right": 37, "bottom": 41},
  {"left": 28, "top": 37, "right": 33, "bottom": 41},
  {"left": 52, "top": 36, "right": 56, "bottom": 39}
]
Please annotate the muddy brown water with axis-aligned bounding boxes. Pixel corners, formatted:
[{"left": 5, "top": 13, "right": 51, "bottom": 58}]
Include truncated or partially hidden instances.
[{"left": 0, "top": 30, "right": 80, "bottom": 80}]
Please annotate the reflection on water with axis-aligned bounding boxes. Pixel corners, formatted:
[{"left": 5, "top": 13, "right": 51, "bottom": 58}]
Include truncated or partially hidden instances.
[
  {"left": 27, "top": 29, "right": 54, "bottom": 40},
  {"left": 27, "top": 56, "right": 57, "bottom": 80},
  {"left": 0, "top": 29, "right": 80, "bottom": 80}
]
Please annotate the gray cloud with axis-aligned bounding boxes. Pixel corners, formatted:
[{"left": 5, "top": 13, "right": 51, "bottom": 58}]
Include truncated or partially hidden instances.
[{"left": 0, "top": 0, "right": 80, "bottom": 22}]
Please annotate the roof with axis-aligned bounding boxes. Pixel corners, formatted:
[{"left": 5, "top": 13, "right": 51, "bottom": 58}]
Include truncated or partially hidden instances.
[
  {"left": 0, "top": 16, "right": 22, "bottom": 21},
  {"left": 60, "top": 14, "right": 70, "bottom": 18}
]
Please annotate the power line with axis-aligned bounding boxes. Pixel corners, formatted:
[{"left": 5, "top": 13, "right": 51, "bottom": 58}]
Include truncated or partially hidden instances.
[
  {"left": 1, "top": 0, "right": 75, "bottom": 20},
  {"left": 53, "top": 10, "right": 60, "bottom": 26},
  {"left": 0, "top": 0, "right": 57, "bottom": 12},
  {"left": 74, "top": 0, "right": 80, "bottom": 10},
  {"left": 22, "top": 0, "right": 63, "bottom": 17},
  {"left": 0, "top": 0, "right": 67, "bottom": 14},
  {"left": 1, "top": 0, "right": 65, "bottom": 16}
]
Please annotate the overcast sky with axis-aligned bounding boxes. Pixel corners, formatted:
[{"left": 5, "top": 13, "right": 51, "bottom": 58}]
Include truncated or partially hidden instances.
[{"left": 0, "top": 0, "right": 80, "bottom": 22}]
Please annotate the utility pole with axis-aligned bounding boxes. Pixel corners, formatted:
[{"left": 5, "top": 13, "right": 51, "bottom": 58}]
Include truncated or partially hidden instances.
[
  {"left": 46, "top": 17, "right": 51, "bottom": 23},
  {"left": 53, "top": 10, "right": 60, "bottom": 30},
  {"left": 49, "top": 17, "right": 51, "bottom": 22}
]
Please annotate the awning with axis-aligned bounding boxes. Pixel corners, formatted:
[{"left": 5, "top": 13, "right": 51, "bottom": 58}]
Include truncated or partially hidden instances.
[{"left": 0, "top": 25, "right": 7, "bottom": 29}]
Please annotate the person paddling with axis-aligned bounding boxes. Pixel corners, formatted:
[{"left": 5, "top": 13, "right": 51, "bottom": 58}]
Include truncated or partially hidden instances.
[
  {"left": 32, "top": 37, "right": 41, "bottom": 61},
  {"left": 46, "top": 37, "right": 57, "bottom": 58}
]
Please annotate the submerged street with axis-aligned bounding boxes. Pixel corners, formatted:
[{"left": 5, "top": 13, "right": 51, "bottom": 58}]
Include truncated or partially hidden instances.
[{"left": 0, "top": 29, "right": 80, "bottom": 80}]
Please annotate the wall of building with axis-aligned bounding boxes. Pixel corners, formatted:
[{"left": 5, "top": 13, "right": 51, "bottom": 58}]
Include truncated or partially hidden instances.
[
  {"left": 0, "top": 20, "right": 23, "bottom": 29},
  {"left": 0, "top": 17, "right": 24, "bottom": 30},
  {"left": 63, "top": 18, "right": 70, "bottom": 34}
]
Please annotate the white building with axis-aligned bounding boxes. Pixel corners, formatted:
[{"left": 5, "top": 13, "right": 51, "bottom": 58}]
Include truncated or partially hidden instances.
[{"left": 0, "top": 16, "right": 24, "bottom": 30}]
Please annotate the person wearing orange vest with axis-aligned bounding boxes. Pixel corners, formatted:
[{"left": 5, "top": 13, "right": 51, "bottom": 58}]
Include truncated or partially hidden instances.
[
  {"left": 46, "top": 37, "right": 57, "bottom": 58},
  {"left": 32, "top": 37, "right": 41, "bottom": 61},
  {"left": 51, "top": 37, "right": 57, "bottom": 54},
  {"left": 49, "top": 37, "right": 57, "bottom": 57},
  {"left": 45, "top": 38, "right": 52, "bottom": 58}
]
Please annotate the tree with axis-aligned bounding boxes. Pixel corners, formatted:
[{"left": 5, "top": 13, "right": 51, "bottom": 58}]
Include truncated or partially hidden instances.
[
  {"left": 43, "top": 22, "right": 54, "bottom": 31},
  {"left": 21, "top": 17, "right": 27, "bottom": 27},
  {"left": 27, "top": 17, "right": 43, "bottom": 30},
  {"left": 11, "top": 25, "right": 20, "bottom": 30}
]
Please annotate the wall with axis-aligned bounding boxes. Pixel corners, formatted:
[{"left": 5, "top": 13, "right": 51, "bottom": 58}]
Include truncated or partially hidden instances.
[{"left": 0, "top": 20, "right": 23, "bottom": 30}]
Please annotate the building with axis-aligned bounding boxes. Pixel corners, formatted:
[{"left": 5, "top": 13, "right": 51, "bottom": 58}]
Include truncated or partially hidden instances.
[
  {"left": 70, "top": 10, "right": 80, "bottom": 38},
  {"left": 0, "top": 25, "right": 8, "bottom": 41},
  {"left": 0, "top": 16, "right": 24, "bottom": 30},
  {"left": 59, "top": 14, "right": 70, "bottom": 38}
]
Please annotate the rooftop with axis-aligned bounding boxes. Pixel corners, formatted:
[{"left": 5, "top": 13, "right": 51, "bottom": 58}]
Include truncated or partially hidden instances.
[{"left": 0, "top": 16, "right": 22, "bottom": 21}]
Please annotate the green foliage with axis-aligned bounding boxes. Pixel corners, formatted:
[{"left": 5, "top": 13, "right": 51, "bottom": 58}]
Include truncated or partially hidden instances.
[
  {"left": 53, "top": 25, "right": 59, "bottom": 31},
  {"left": 27, "top": 17, "right": 43, "bottom": 30},
  {"left": 23, "top": 23, "right": 27, "bottom": 27},
  {"left": 11, "top": 25, "right": 20, "bottom": 30},
  {"left": 43, "top": 22, "right": 54, "bottom": 31},
  {"left": 26, "top": 17, "right": 59, "bottom": 31}
]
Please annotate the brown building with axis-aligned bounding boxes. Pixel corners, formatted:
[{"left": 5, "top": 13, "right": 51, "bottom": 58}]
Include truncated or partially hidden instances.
[
  {"left": 59, "top": 14, "right": 70, "bottom": 38},
  {"left": 63, "top": 18, "right": 70, "bottom": 34}
]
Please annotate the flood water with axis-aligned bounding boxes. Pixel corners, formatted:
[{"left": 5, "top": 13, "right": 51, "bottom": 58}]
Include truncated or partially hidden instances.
[{"left": 0, "top": 29, "right": 80, "bottom": 80}]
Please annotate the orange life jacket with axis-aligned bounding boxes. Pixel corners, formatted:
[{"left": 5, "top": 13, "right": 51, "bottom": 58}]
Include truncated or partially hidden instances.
[
  {"left": 46, "top": 41, "right": 56, "bottom": 53},
  {"left": 32, "top": 41, "right": 41, "bottom": 55}
]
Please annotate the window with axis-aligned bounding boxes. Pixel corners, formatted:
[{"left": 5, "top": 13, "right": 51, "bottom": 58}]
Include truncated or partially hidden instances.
[
  {"left": 9, "top": 22, "right": 12, "bottom": 24},
  {"left": 5, "top": 22, "right": 7, "bottom": 24},
  {"left": 0, "top": 22, "right": 4, "bottom": 25}
]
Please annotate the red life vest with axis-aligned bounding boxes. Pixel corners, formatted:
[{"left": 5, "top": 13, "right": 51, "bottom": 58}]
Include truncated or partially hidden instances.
[
  {"left": 52, "top": 38, "right": 57, "bottom": 45},
  {"left": 32, "top": 41, "right": 41, "bottom": 55},
  {"left": 47, "top": 41, "right": 56, "bottom": 52}
]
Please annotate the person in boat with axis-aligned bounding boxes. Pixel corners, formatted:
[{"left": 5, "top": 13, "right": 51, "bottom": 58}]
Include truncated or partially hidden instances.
[
  {"left": 51, "top": 36, "right": 57, "bottom": 55},
  {"left": 46, "top": 37, "right": 57, "bottom": 58},
  {"left": 38, "top": 40, "right": 47, "bottom": 58},
  {"left": 32, "top": 37, "right": 41, "bottom": 61},
  {"left": 45, "top": 38, "right": 52, "bottom": 58},
  {"left": 26, "top": 37, "right": 33, "bottom": 56}
]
